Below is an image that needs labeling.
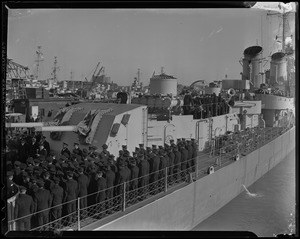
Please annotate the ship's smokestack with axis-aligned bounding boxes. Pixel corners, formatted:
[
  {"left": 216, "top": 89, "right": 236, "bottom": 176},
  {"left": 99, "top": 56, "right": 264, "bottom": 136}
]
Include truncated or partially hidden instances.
[
  {"left": 242, "top": 46, "right": 263, "bottom": 88},
  {"left": 270, "top": 52, "right": 287, "bottom": 86}
]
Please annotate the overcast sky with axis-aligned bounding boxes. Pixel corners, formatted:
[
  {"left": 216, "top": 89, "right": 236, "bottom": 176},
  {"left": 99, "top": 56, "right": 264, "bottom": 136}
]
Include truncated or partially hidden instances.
[{"left": 7, "top": 8, "right": 295, "bottom": 86}]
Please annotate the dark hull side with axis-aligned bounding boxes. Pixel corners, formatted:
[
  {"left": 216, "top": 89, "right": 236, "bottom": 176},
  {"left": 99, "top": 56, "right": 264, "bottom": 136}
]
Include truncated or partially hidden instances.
[{"left": 84, "top": 126, "right": 295, "bottom": 230}]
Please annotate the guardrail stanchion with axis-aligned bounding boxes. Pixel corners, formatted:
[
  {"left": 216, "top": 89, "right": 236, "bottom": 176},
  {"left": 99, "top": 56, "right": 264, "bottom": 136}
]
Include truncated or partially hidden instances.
[
  {"left": 195, "top": 157, "right": 198, "bottom": 178},
  {"left": 123, "top": 182, "right": 126, "bottom": 212},
  {"left": 77, "top": 197, "right": 80, "bottom": 231},
  {"left": 165, "top": 167, "right": 168, "bottom": 192},
  {"left": 219, "top": 148, "right": 222, "bottom": 166}
]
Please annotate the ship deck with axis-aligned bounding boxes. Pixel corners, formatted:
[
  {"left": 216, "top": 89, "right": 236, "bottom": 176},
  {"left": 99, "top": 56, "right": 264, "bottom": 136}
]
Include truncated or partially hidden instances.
[
  {"left": 7, "top": 125, "right": 293, "bottom": 231},
  {"left": 81, "top": 126, "right": 292, "bottom": 230}
]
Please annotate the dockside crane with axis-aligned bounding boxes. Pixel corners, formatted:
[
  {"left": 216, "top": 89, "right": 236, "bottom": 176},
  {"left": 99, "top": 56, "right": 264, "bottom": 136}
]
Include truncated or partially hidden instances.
[{"left": 89, "top": 62, "right": 104, "bottom": 91}]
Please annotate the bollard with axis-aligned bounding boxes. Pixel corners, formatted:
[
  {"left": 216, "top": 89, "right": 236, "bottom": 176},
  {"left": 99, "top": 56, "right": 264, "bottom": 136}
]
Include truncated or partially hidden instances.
[
  {"left": 165, "top": 168, "right": 168, "bottom": 192},
  {"left": 123, "top": 182, "right": 126, "bottom": 212},
  {"left": 77, "top": 197, "right": 80, "bottom": 231}
]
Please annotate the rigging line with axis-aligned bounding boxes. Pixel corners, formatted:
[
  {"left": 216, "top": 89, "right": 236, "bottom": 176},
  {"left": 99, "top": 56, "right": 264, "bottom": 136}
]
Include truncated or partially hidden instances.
[{"left": 86, "top": 65, "right": 96, "bottom": 78}]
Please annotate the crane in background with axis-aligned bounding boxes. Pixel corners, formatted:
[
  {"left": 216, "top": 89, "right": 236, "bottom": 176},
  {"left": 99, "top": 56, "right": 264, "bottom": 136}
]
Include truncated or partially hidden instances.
[
  {"left": 85, "top": 62, "right": 100, "bottom": 82},
  {"left": 89, "top": 62, "right": 104, "bottom": 91}
]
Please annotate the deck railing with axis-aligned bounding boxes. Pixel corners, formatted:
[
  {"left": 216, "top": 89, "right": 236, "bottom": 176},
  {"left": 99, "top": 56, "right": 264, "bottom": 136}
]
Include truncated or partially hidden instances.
[{"left": 8, "top": 122, "right": 293, "bottom": 231}]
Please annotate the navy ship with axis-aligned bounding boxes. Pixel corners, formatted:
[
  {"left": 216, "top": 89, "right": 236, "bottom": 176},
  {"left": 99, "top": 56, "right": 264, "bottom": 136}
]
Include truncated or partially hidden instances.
[{"left": 5, "top": 7, "right": 295, "bottom": 231}]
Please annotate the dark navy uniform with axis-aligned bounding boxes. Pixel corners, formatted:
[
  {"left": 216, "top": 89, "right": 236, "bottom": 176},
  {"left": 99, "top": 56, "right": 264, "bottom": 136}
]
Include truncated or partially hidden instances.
[
  {"left": 115, "top": 165, "right": 127, "bottom": 196},
  {"left": 174, "top": 148, "right": 181, "bottom": 182},
  {"left": 14, "top": 190, "right": 35, "bottom": 231},
  {"left": 28, "top": 141, "right": 39, "bottom": 158},
  {"left": 186, "top": 142, "right": 193, "bottom": 172},
  {"left": 144, "top": 157, "right": 150, "bottom": 193},
  {"left": 61, "top": 143, "right": 71, "bottom": 159},
  {"left": 129, "top": 162, "right": 139, "bottom": 190},
  {"left": 159, "top": 154, "right": 168, "bottom": 179},
  {"left": 191, "top": 140, "right": 198, "bottom": 171},
  {"left": 37, "top": 147, "right": 47, "bottom": 158},
  {"left": 100, "top": 149, "right": 110, "bottom": 159},
  {"left": 149, "top": 153, "right": 160, "bottom": 194},
  {"left": 183, "top": 93, "right": 193, "bottom": 115},
  {"left": 34, "top": 183, "right": 52, "bottom": 229},
  {"left": 13, "top": 162, "right": 23, "bottom": 186},
  {"left": 18, "top": 141, "right": 29, "bottom": 163},
  {"left": 168, "top": 149, "right": 175, "bottom": 178},
  {"left": 40, "top": 137, "right": 51, "bottom": 156},
  {"left": 124, "top": 162, "right": 131, "bottom": 191},
  {"left": 28, "top": 180, "right": 39, "bottom": 198},
  {"left": 139, "top": 144, "right": 147, "bottom": 157},
  {"left": 129, "top": 161, "right": 139, "bottom": 203},
  {"left": 64, "top": 174, "right": 78, "bottom": 223},
  {"left": 88, "top": 145, "right": 98, "bottom": 158},
  {"left": 7, "top": 172, "right": 19, "bottom": 198},
  {"left": 20, "top": 175, "right": 31, "bottom": 189},
  {"left": 96, "top": 176, "right": 106, "bottom": 203},
  {"left": 187, "top": 142, "right": 193, "bottom": 161},
  {"left": 180, "top": 146, "right": 188, "bottom": 180},
  {"left": 73, "top": 143, "right": 83, "bottom": 159},
  {"left": 44, "top": 178, "right": 55, "bottom": 192},
  {"left": 138, "top": 156, "right": 149, "bottom": 200},
  {"left": 87, "top": 169, "right": 98, "bottom": 206},
  {"left": 104, "top": 167, "right": 115, "bottom": 211},
  {"left": 192, "top": 141, "right": 198, "bottom": 158},
  {"left": 50, "top": 179, "right": 64, "bottom": 222},
  {"left": 77, "top": 170, "right": 89, "bottom": 209},
  {"left": 115, "top": 164, "right": 127, "bottom": 208},
  {"left": 96, "top": 174, "right": 107, "bottom": 218}
]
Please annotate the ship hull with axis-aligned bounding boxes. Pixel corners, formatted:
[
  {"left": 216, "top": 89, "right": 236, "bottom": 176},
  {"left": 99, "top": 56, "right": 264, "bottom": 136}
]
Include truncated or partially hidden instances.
[{"left": 83, "top": 126, "right": 295, "bottom": 230}]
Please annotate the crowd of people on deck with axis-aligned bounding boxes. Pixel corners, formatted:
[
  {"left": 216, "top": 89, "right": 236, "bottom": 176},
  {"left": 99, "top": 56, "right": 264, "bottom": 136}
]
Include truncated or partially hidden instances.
[
  {"left": 183, "top": 92, "right": 231, "bottom": 119},
  {"left": 5, "top": 128, "right": 198, "bottom": 231}
]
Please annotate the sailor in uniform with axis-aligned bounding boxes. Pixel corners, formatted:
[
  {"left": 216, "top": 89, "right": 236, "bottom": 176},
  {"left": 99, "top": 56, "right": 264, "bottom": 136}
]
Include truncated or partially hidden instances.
[
  {"left": 61, "top": 142, "right": 71, "bottom": 159},
  {"left": 28, "top": 137, "right": 39, "bottom": 158},
  {"left": 34, "top": 180, "right": 52, "bottom": 230},
  {"left": 139, "top": 144, "right": 146, "bottom": 157},
  {"left": 88, "top": 145, "right": 98, "bottom": 158},
  {"left": 73, "top": 142, "right": 83, "bottom": 158},
  {"left": 121, "top": 145, "right": 130, "bottom": 156},
  {"left": 76, "top": 167, "right": 89, "bottom": 211},
  {"left": 100, "top": 144, "right": 110, "bottom": 159},
  {"left": 183, "top": 90, "right": 193, "bottom": 115},
  {"left": 104, "top": 164, "right": 115, "bottom": 213},
  {"left": 95, "top": 170, "right": 107, "bottom": 218},
  {"left": 128, "top": 157, "right": 139, "bottom": 203},
  {"left": 50, "top": 177, "right": 64, "bottom": 223},
  {"left": 64, "top": 172, "right": 78, "bottom": 224},
  {"left": 18, "top": 138, "right": 29, "bottom": 164},
  {"left": 37, "top": 142, "right": 48, "bottom": 159},
  {"left": 14, "top": 186, "right": 35, "bottom": 231},
  {"left": 40, "top": 136, "right": 51, "bottom": 157},
  {"left": 7, "top": 171, "right": 18, "bottom": 198}
]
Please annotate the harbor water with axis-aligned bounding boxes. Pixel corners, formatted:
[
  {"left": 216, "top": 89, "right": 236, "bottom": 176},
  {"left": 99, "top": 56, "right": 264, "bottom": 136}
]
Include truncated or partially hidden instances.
[{"left": 192, "top": 151, "right": 296, "bottom": 237}]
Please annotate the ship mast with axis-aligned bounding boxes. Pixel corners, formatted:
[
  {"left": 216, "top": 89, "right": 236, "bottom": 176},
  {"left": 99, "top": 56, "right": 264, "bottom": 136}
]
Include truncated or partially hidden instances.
[
  {"left": 34, "top": 46, "right": 44, "bottom": 80},
  {"left": 51, "top": 56, "right": 60, "bottom": 84},
  {"left": 282, "top": 8, "right": 286, "bottom": 53},
  {"left": 272, "top": 6, "right": 293, "bottom": 54},
  {"left": 137, "top": 68, "right": 140, "bottom": 84},
  {"left": 70, "top": 70, "right": 75, "bottom": 92}
]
